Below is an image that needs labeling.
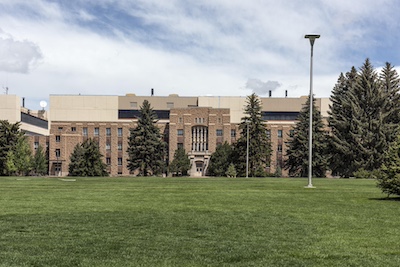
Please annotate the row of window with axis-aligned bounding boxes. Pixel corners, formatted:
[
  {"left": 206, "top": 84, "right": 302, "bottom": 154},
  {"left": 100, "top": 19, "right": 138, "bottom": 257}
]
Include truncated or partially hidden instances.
[
  {"left": 130, "top": 101, "right": 176, "bottom": 109},
  {"left": 57, "top": 127, "right": 123, "bottom": 137},
  {"left": 176, "top": 129, "right": 293, "bottom": 138},
  {"left": 55, "top": 149, "right": 123, "bottom": 166}
]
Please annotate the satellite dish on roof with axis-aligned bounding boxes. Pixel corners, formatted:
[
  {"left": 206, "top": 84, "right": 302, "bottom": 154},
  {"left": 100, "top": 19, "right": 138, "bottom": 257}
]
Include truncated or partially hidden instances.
[{"left": 40, "top": 100, "right": 47, "bottom": 110}]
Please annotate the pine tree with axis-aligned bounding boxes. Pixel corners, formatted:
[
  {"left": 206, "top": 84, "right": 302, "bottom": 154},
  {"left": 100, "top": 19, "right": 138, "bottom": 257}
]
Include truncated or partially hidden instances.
[
  {"left": 13, "top": 137, "right": 33, "bottom": 176},
  {"left": 207, "top": 141, "right": 232, "bottom": 176},
  {"left": 127, "top": 100, "right": 167, "bottom": 176},
  {"left": 328, "top": 67, "right": 358, "bottom": 177},
  {"left": 376, "top": 134, "right": 400, "bottom": 197},
  {"left": 284, "top": 95, "right": 328, "bottom": 177},
  {"left": 69, "top": 139, "right": 108, "bottom": 176},
  {"left": 0, "top": 121, "right": 24, "bottom": 175},
  {"left": 32, "top": 145, "right": 48, "bottom": 176},
  {"left": 232, "top": 93, "right": 271, "bottom": 177},
  {"left": 168, "top": 147, "right": 191, "bottom": 176},
  {"left": 225, "top": 163, "right": 237, "bottom": 178},
  {"left": 347, "top": 59, "right": 393, "bottom": 172}
]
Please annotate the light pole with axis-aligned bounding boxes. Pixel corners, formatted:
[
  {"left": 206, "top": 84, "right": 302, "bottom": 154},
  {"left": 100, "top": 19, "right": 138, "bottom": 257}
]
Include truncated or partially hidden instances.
[
  {"left": 304, "top": 34, "right": 320, "bottom": 188},
  {"left": 246, "top": 120, "right": 249, "bottom": 178}
]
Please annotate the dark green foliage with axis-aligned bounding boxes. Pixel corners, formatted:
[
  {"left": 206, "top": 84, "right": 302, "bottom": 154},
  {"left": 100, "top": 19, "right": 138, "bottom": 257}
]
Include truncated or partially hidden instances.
[
  {"left": 0, "top": 120, "right": 25, "bottom": 175},
  {"left": 127, "top": 100, "right": 167, "bottom": 176},
  {"left": 329, "top": 59, "right": 400, "bottom": 177},
  {"left": 376, "top": 135, "right": 400, "bottom": 197},
  {"left": 69, "top": 139, "right": 108, "bottom": 176},
  {"left": 284, "top": 96, "right": 328, "bottom": 177},
  {"left": 232, "top": 93, "right": 272, "bottom": 177},
  {"left": 328, "top": 67, "right": 358, "bottom": 177},
  {"left": 168, "top": 147, "right": 191, "bottom": 176},
  {"left": 32, "top": 145, "right": 48, "bottom": 176},
  {"left": 207, "top": 141, "right": 233, "bottom": 176}
]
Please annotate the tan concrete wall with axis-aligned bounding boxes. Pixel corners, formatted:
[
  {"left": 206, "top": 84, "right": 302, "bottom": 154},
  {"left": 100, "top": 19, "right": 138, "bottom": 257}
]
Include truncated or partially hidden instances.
[
  {"left": 119, "top": 95, "right": 198, "bottom": 110},
  {"left": 198, "top": 96, "right": 247, "bottom": 124},
  {"left": 50, "top": 95, "right": 119, "bottom": 122},
  {"left": 0, "top": 95, "right": 21, "bottom": 123}
]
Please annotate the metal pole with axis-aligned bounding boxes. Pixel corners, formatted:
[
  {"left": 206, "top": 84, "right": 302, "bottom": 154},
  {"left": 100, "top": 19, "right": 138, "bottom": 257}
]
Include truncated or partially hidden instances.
[
  {"left": 246, "top": 122, "right": 249, "bottom": 178},
  {"left": 304, "top": 34, "right": 319, "bottom": 188}
]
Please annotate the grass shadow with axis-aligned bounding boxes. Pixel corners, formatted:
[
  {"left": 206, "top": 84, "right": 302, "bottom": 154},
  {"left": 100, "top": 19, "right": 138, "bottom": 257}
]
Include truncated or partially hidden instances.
[{"left": 369, "top": 197, "right": 400, "bottom": 201}]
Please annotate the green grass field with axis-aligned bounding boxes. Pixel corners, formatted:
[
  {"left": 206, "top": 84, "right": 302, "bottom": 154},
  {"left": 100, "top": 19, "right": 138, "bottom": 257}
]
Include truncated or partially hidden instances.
[{"left": 0, "top": 177, "right": 399, "bottom": 267}]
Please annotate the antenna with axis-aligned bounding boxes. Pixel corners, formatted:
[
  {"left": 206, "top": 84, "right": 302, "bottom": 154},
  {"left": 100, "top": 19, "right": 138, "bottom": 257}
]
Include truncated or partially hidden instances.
[{"left": 3, "top": 87, "right": 8, "bottom": 94}]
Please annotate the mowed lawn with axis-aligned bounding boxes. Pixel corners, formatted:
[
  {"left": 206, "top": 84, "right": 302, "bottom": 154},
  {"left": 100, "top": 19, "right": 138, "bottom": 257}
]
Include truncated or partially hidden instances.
[{"left": 0, "top": 177, "right": 399, "bottom": 267}]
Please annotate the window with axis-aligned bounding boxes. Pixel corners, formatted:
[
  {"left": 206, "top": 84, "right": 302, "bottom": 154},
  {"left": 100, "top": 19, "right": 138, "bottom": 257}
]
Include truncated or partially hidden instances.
[
  {"left": 277, "top": 144, "right": 283, "bottom": 153},
  {"left": 118, "top": 158, "right": 122, "bottom": 166},
  {"left": 179, "top": 117, "right": 183, "bottom": 123},
  {"left": 289, "top": 130, "right": 294, "bottom": 137},
  {"left": 58, "top": 127, "right": 63, "bottom": 131},
  {"left": 34, "top": 142, "right": 39, "bottom": 150},
  {"left": 231, "top": 129, "right": 236, "bottom": 138},
  {"left": 266, "top": 130, "right": 271, "bottom": 137},
  {"left": 83, "top": 127, "right": 88, "bottom": 136},
  {"left": 55, "top": 149, "right": 61, "bottom": 157},
  {"left": 218, "top": 118, "right": 221, "bottom": 124},
  {"left": 278, "top": 130, "right": 283, "bottom": 138},
  {"left": 56, "top": 135, "right": 61, "bottom": 142},
  {"left": 216, "top": 129, "right": 223, "bottom": 136},
  {"left": 106, "top": 128, "right": 111, "bottom": 136},
  {"left": 71, "top": 127, "right": 76, "bottom": 132},
  {"left": 94, "top": 127, "right": 99, "bottom": 136},
  {"left": 106, "top": 157, "right": 111, "bottom": 165},
  {"left": 177, "top": 143, "right": 183, "bottom": 149},
  {"left": 106, "top": 143, "right": 111, "bottom": 150},
  {"left": 177, "top": 129, "right": 184, "bottom": 136},
  {"left": 130, "top": 102, "right": 137, "bottom": 108},
  {"left": 118, "top": 143, "right": 122, "bottom": 151},
  {"left": 118, "top": 128, "right": 123, "bottom": 137},
  {"left": 167, "top": 102, "right": 174, "bottom": 108}
]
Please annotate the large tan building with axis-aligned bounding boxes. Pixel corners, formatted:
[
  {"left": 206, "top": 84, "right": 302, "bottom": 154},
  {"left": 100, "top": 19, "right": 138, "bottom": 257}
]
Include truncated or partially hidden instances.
[{"left": 1, "top": 93, "right": 331, "bottom": 177}]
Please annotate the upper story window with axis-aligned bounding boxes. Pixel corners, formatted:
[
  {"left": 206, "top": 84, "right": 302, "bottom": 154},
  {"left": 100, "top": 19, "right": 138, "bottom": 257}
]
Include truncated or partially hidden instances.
[
  {"left": 177, "top": 129, "right": 184, "bottom": 136},
  {"left": 216, "top": 129, "right": 223, "bottom": 136},
  {"left": 118, "top": 158, "right": 123, "bottom": 166},
  {"left": 266, "top": 129, "right": 271, "bottom": 137},
  {"left": 231, "top": 129, "right": 236, "bottom": 138},
  {"left": 34, "top": 142, "right": 39, "bottom": 150},
  {"left": 289, "top": 130, "right": 294, "bottom": 137},
  {"left": 179, "top": 117, "right": 183, "bottom": 123},
  {"left": 118, "top": 143, "right": 122, "bottom": 151},
  {"left": 83, "top": 127, "right": 88, "bottom": 136},
  {"left": 58, "top": 127, "right": 63, "bottom": 131},
  {"left": 277, "top": 144, "right": 283, "bottom": 152},
  {"left": 56, "top": 135, "right": 61, "bottom": 142},
  {"left": 278, "top": 130, "right": 283, "bottom": 138},
  {"left": 106, "top": 143, "right": 111, "bottom": 150},
  {"left": 106, "top": 128, "right": 111, "bottom": 136},
  {"left": 71, "top": 127, "right": 76, "bottom": 132},
  {"left": 106, "top": 157, "right": 111, "bottom": 165},
  {"left": 55, "top": 149, "right": 61, "bottom": 157},
  {"left": 94, "top": 127, "right": 99, "bottom": 136},
  {"left": 118, "top": 128, "right": 123, "bottom": 137}
]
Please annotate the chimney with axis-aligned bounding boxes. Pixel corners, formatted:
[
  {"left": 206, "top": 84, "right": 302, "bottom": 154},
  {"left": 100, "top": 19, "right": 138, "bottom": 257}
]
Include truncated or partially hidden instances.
[
  {"left": 285, "top": 90, "right": 288, "bottom": 97},
  {"left": 269, "top": 90, "right": 272, "bottom": 97},
  {"left": 151, "top": 88, "right": 154, "bottom": 96},
  {"left": 22, "top": 97, "right": 25, "bottom": 108}
]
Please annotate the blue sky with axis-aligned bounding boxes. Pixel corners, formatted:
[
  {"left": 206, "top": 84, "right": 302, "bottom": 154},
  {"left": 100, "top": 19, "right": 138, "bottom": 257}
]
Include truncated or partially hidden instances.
[{"left": 1, "top": 0, "right": 400, "bottom": 109}]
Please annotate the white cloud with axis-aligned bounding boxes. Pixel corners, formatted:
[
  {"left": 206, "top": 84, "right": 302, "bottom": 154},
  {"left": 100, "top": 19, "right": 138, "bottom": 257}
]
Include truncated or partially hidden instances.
[{"left": 0, "top": 29, "right": 43, "bottom": 73}]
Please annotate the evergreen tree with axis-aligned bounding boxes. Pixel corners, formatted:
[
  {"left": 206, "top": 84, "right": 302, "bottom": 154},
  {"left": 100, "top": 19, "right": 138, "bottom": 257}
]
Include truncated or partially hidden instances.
[
  {"left": 207, "top": 142, "right": 232, "bottom": 176},
  {"left": 225, "top": 163, "right": 237, "bottom": 178},
  {"left": 32, "top": 145, "right": 48, "bottom": 176},
  {"left": 347, "top": 59, "right": 394, "bottom": 172},
  {"left": 0, "top": 121, "right": 24, "bottom": 175},
  {"left": 5, "top": 150, "right": 17, "bottom": 176},
  {"left": 232, "top": 93, "right": 272, "bottom": 177},
  {"left": 376, "top": 134, "right": 400, "bottom": 197},
  {"left": 284, "top": 96, "right": 328, "bottom": 177},
  {"left": 13, "top": 137, "right": 33, "bottom": 176},
  {"left": 69, "top": 143, "right": 86, "bottom": 176},
  {"left": 328, "top": 67, "right": 358, "bottom": 177},
  {"left": 127, "top": 100, "right": 167, "bottom": 176},
  {"left": 168, "top": 147, "right": 191, "bottom": 176},
  {"left": 69, "top": 139, "right": 108, "bottom": 176}
]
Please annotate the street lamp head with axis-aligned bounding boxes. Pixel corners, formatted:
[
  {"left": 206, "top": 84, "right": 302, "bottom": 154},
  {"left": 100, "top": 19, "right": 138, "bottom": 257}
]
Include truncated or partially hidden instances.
[{"left": 305, "top": 34, "right": 320, "bottom": 46}]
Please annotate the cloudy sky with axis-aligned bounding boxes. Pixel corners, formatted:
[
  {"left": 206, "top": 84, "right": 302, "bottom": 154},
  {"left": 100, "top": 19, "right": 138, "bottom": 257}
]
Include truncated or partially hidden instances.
[{"left": 1, "top": 0, "right": 400, "bottom": 109}]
